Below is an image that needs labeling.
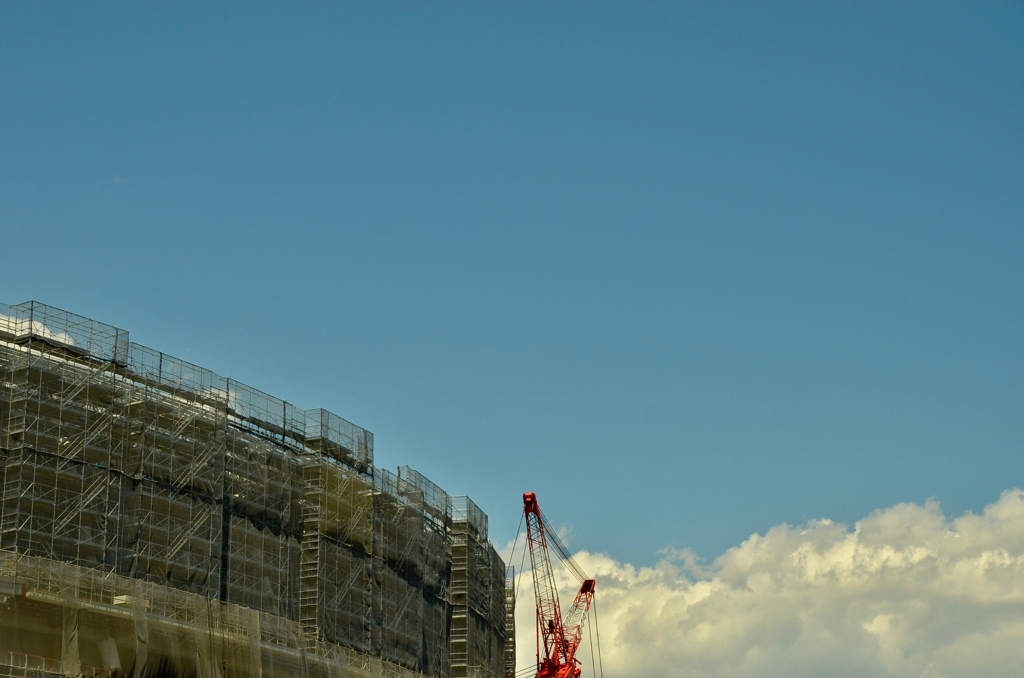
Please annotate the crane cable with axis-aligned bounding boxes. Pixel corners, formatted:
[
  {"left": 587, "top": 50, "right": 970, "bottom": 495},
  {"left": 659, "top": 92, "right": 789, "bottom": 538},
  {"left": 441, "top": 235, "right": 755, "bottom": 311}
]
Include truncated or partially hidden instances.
[
  {"left": 507, "top": 511, "right": 525, "bottom": 580},
  {"left": 592, "top": 594, "right": 605, "bottom": 678},
  {"left": 538, "top": 508, "right": 589, "bottom": 583},
  {"left": 588, "top": 611, "right": 597, "bottom": 678},
  {"left": 508, "top": 510, "right": 530, "bottom": 650},
  {"left": 518, "top": 541, "right": 528, "bottom": 593},
  {"left": 504, "top": 509, "right": 529, "bottom": 607}
]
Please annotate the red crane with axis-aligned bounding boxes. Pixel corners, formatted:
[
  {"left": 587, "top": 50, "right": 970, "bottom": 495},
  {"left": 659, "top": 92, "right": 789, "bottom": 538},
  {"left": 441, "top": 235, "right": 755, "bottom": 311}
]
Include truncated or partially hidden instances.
[{"left": 523, "top": 492, "right": 597, "bottom": 678}]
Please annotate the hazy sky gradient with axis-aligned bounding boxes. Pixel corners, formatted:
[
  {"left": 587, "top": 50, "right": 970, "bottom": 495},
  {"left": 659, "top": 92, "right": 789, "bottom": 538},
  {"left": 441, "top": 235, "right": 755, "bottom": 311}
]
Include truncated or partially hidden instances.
[{"left": 1, "top": 2, "right": 1022, "bottom": 565}]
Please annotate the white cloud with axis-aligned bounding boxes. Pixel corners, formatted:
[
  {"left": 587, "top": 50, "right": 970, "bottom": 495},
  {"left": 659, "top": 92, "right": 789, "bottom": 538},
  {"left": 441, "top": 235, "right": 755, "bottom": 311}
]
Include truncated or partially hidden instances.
[{"left": 514, "top": 490, "right": 1024, "bottom": 678}]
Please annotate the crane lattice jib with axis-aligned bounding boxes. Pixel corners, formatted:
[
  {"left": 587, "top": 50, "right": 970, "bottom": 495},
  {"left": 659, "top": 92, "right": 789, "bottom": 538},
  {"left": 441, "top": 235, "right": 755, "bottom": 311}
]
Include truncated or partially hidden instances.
[
  {"left": 560, "top": 579, "right": 595, "bottom": 673},
  {"left": 523, "top": 492, "right": 596, "bottom": 678}
]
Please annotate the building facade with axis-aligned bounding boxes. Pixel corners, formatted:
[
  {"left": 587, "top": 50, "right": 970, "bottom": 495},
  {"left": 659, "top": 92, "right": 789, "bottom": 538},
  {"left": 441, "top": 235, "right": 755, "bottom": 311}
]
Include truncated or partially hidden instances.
[{"left": 0, "top": 301, "right": 511, "bottom": 678}]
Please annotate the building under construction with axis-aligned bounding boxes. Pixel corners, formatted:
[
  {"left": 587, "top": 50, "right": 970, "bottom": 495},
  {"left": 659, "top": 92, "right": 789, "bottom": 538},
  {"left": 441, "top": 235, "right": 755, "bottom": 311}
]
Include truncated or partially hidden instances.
[{"left": 0, "top": 301, "right": 513, "bottom": 678}]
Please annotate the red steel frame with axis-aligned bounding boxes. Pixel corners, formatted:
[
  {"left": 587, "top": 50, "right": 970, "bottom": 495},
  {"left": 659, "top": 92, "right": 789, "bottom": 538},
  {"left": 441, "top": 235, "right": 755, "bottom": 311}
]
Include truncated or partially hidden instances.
[{"left": 523, "top": 493, "right": 595, "bottom": 678}]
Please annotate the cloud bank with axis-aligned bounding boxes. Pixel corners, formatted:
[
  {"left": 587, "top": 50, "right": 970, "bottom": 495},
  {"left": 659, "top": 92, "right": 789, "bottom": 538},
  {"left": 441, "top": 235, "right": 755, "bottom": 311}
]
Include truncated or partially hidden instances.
[{"left": 516, "top": 490, "right": 1024, "bottom": 678}]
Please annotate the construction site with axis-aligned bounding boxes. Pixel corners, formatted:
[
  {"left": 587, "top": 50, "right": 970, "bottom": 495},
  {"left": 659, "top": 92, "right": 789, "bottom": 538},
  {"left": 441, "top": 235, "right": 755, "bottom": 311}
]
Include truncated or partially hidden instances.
[{"left": 0, "top": 301, "right": 514, "bottom": 678}]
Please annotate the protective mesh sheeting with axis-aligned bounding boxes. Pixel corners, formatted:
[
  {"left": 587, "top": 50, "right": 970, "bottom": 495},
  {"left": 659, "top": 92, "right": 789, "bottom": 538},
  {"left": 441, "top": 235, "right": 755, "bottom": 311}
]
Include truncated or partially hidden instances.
[
  {"left": 421, "top": 520, "right": 449, "bottom": 597},
  {"left": 372, "top": 566, "right": 422, "bottom": 670},
  {"left": 422, "top": 592, "right": 450, "bottom": 678},
  {"left": 0, "top": 448, "right": 121, "bottom": 570},
  {"left": 397, "top": 467, "right": 449, "bottom": 525},
  {"left": 487, "top": 544, "right": 507, "bottom": 641},
  {"left": 225, "top": 514, "right": 298, "bottom": 619},
  {"left": 450, "top": 497, "right": 487, "bottom": 542},
  {"left": 373, "top": 470, "right": 424, "bottom": 575},
  {"left": 0, "top": 552, "right": 427, "bottom": 678},
  {"left": 0, "top": 301, "right": 128, "bottom": 364},
  {"left": 118, "top": 480, "right": 222, "bottom": 598},
  {"left": 302, "top": 459, "right": 373, "bottom": 552},
  {"left": 374, "top": 468, "right": 452, "bottom": 678},
  {"left": 449, "top": 518, "right": 507, "bottom": 678},
  {"left": 225, "top": 432, "right": 298, "bottom": 533},
  {"left": 125, "top": 343, "right": 224, "bottom": 408},
  {"left": 372, "top": 471, "right": 423, "bottom": 673},
  {"left": 471, "top": 547, "right": 491, "bottom": 621},
  {"left": 226, "top": 380, "right": 306, "bottom": 452},
  {"left": 305, "top": 409, "right": 372, "bottom": 475},
  {"left": 300, "top": 536, "right": 373, "bottom": 653},
  {"left": 4, "top": 344, "right": 129, "bottom": 472},
  {"left": 122, "top": 392, "right": 226, "bottom": 498}
]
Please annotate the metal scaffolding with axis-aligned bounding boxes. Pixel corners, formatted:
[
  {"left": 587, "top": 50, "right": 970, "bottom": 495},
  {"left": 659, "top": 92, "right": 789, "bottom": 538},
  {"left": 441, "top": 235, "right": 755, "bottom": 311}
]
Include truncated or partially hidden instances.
[
  {"left": 299, "top": 455, "right": 374, "bottom": 655},
  {"left": 449, "top": 497, "right": 508, "bottom": 678},
  {"left": 398, "top": 465, "right": 453, "bottom": 678},
  {"left": 0, "top": 300, "right": 511, "bottom": 678}
]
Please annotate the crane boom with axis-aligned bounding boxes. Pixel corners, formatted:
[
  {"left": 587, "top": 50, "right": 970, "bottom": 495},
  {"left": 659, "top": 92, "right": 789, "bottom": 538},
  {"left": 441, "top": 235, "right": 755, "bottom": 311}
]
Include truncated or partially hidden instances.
[{"left": 523, "top": 493, "right": 596, "bottom": 678}]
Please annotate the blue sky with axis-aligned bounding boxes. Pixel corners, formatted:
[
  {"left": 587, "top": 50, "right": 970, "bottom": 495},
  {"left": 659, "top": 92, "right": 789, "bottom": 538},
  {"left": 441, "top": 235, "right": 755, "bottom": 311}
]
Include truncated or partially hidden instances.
[{"left": 1, "top": 2, "right": 1021, "bottom": 566}]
